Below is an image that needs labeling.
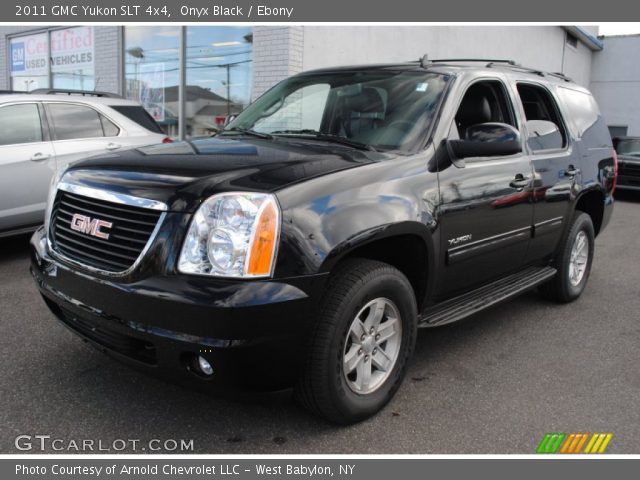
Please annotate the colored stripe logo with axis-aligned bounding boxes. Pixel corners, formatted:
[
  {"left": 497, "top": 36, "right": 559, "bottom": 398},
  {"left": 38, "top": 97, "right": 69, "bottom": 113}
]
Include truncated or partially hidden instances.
[{"left": 537, "top": 433, "right": 612, "bottom": 454}]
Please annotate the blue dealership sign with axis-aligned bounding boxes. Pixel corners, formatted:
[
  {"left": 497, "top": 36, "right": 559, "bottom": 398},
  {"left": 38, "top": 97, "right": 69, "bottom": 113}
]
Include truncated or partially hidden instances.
[{"left": 10, "top": 42, "right": 25, "bottom": 72}]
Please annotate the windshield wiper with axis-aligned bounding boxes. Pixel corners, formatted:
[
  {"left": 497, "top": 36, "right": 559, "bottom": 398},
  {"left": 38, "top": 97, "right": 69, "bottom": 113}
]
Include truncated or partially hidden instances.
[
  {"left": 271, "top": 130, "right": 376, "bottom": 151},
  {"left": 220, "top": 127, "right": 274, "bottom": 139}
]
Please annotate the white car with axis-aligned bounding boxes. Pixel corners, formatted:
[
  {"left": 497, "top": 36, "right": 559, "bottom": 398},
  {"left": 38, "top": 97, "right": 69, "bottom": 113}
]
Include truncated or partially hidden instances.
[{"left": 0, "top": 90, "right": 171, "bottom": 237}]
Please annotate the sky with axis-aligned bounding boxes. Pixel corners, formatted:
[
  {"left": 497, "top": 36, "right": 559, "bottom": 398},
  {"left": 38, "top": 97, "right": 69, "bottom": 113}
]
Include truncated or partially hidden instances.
[{"left": 599, "top": 23, "right": 640, "bottom": 36}]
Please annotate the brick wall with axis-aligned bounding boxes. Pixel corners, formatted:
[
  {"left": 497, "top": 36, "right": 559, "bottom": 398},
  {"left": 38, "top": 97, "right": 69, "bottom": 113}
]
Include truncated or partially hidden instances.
[
  {"left": 92, "top": 27, "right": 121, "bottom": 94},
  {"left": 0, "top": 26, "right": 120, "bottom": 93},
  {"left": 251, "top": 26, "right": 303, "bottom": 100}
]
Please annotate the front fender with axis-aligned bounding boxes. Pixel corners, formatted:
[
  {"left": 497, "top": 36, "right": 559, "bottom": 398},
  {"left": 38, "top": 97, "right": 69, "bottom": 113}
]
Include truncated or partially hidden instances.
[{"left": 273, "top": 153, "right": 440, "bottom": 279}]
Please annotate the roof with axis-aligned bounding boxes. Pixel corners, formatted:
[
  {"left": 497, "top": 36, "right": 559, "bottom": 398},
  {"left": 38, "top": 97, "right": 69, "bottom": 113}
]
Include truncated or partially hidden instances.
[
  {"left": 299, "top": 60, "right": 582, "bottom": 87},
  {"left": 0, "top": 93, "right": 143, "bottom": 106}
]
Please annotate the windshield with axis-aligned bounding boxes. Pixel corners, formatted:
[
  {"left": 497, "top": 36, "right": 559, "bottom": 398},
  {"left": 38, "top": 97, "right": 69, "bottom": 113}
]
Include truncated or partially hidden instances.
[
  {"left": 616, "top": 139, "right": 640, "bottom": 157},
  {"left": 225, "top": 70, "right": 449, "bottom": 152}
]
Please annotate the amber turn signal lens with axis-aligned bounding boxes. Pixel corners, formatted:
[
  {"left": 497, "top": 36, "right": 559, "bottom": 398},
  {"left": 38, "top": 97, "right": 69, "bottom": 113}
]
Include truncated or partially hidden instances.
[{"left": 247, "top": 199, "right": 279, "bottom": 276}]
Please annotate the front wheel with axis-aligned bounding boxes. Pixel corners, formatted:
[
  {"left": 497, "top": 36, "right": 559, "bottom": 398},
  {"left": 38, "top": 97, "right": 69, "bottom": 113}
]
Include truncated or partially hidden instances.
[
  {"left": 539, "top": 212, "right": 595, "bottom": 303},
  {"left": 295, "top": 259, "right": 417, "bottom": 424}
]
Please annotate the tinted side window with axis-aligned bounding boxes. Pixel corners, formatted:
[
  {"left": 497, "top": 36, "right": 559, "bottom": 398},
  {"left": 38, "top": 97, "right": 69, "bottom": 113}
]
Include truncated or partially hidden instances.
[
  {"left": 49, "top": 104, "right": 104, "bottom": 140},
  {"left": 110, "top": 106, "right": 163, "bottom": 133},
  {"left": 516, "top": 83, "right": 567, "bottom": 152},
  {"left": 556, "top": 87, "right": 599, "bottom": 137},
  {"left": 557, "top": 87, "right": 611, "bottom": 149},
  {"left": 0, "top": 104, "right": 43, "bottom": 146},
  {"left": 100, "top": 115, "right": 120, "bottom": 137},
  {"left": 454, "top": 80, "right": 517, "bottom": 139}
]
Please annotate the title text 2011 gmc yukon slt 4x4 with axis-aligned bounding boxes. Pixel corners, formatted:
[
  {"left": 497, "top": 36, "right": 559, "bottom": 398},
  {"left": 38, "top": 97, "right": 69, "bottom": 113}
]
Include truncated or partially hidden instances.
[{"left": 30, "top": 59, "right": 616, "bottom": 424}]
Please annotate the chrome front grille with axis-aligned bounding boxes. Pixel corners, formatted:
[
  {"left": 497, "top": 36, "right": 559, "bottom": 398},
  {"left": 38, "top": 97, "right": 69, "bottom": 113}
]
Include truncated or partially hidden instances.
[{"left": 49, "top": 189, "right": 163, "bottom": 274}]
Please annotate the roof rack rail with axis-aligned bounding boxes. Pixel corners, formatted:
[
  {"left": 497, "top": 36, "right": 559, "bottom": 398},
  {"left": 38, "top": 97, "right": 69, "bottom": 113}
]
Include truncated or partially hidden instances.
[
  {"left": 415, "top": 57, "right": 575, "bottom": 83},
  {"left": 29, "top": 88, "right": 122, "bottom": 98},
  {"left": 430, "top": 58, "right": 517, "bottom": 66},
  {"left": 548, "top": 71, "right": 573, "bottom": 82},
  {"left": 417, "top": 57, "right": 518, "bottom": 67}
]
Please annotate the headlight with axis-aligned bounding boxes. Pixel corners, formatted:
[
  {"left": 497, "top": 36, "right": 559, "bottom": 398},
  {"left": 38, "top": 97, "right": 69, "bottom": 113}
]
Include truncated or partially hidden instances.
[{"left": 178, "top": 192, "right": 281, "bottom": 278}]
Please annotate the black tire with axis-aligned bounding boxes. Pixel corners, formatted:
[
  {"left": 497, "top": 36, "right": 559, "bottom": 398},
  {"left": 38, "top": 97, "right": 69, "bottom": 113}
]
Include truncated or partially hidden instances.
[
  {"left": 295, "top": 258, "right": 417, "bottom": 424},
  {"left": 539, "top": 212, "right": 595, "bottom": 303}
]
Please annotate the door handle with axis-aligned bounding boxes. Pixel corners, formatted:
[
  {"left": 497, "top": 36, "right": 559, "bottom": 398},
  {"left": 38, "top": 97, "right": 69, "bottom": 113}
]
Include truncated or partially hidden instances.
[
  {"left": 564, "top": 165, "right": 581, "bottom": 177},
  {"left": 106, "top": 143, "right": 121, "bottom": 151},
  {"left": 30, "top": 152, "right": 51, "bottom": 162},
  {"left": 509, "top": 174, "right": 530, "bottom": 189}
]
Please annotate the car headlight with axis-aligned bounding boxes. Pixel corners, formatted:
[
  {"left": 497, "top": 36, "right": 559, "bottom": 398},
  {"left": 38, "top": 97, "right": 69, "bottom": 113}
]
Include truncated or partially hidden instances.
[{"left": 178, "top": 192, "right": 281, "bottom": 278}]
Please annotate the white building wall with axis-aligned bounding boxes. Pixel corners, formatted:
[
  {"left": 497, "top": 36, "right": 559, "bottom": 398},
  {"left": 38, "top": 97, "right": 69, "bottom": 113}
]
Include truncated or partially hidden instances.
[
  {"left": 590, "top": 35, "right": 640, "bottom": 136},
  {"left": 302, "top": 26, "right": 592, "bottom": 86},
  {"left": 251, "top": 26, "right": 303, "bottom": 100},
  {"left": 251, "top": 26, "right": 595, "bottom": 99}
]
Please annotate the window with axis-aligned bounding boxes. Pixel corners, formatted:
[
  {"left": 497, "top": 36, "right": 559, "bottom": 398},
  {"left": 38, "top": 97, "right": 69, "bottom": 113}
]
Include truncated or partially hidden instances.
[
  {"left": 48, "top": 104, "right": 105, "bottom": 140},
  {"left": 0, "top": 104, "right": 43, "bottom": 146},
  {"left": 253, "top": 83, "right": 331, "bottom": 133},
  {"left": 516, "top": 83, "right": 566, "bottom": 151},
  {"left": 124, "top": 26, "right": 254, "bottom": 139},
  {"left": 111, "top": 106, "right": 163, "bottom": 133},
  {"left": 9, "top": 27, "right": 95, "bottom": 92},
  {"left": 556, "top": 87, "right": 599, "bottom": 138},
  {"left": 566, "top": 32, "right": 579, "bottom": 49},
  {"left": 228, "top": 71, "right": 449, "bottom": 152},
  {"left": 186, "top": 26, "right": 253, "bottom": 137},
  {"left": 50, "top": 27, "right": 95, "bottom": 91},
  {"left": 124, "top": 26, "right": 179, "bottom": 136},
  {"left": 454, "top": 80, "right": 516, "bottom": 139},
  {"left": 100, "top": 115, "right": 120, "bottom": 137}
]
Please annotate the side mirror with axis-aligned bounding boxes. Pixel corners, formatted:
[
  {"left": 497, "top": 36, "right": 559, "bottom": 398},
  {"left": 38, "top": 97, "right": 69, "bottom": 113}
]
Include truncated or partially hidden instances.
[
  {"left": 524, "top": 120, "right": 563, "bottom": 151},
  {"left": 448, "top": 122, "right": 522, "bottom": 160}
]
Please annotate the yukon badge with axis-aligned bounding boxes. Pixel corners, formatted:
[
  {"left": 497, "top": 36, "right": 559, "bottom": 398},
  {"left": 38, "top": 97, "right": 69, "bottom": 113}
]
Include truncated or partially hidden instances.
[
  {"left": 70, "top": 213, "right": 113, "bottom": 240},
  {"left": 448, "top": 234, "right": 472, "bottom": 246}
]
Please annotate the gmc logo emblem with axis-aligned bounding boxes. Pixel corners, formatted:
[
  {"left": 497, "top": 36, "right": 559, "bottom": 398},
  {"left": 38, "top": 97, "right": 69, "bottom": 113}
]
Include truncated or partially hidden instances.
[{"left": 70, "top": 213, "right": 113, "bottom": 240}]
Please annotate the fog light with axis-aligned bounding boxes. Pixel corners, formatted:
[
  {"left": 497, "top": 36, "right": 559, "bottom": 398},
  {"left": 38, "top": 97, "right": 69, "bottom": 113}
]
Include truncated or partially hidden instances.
[{"left": 197, "top": 356, "right": 214, "bottom": 376}]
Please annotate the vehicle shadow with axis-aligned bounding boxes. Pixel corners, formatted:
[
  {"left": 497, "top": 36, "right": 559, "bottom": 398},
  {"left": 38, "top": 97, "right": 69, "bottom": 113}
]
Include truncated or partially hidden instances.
[
  {"left": 614, "top": 190, "right": 640, "bottom": 203},
  {"left": 0, "top": 233, "right": 33, "bottom": 263}
]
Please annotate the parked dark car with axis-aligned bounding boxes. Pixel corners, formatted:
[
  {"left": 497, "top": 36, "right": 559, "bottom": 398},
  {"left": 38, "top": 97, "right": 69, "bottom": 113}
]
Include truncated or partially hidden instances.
[
  {"left": 30, "top": 59, "right": 616, "bottom": 424},
  {"left": 613, "top": 136, "right": 640, "bottom": 191}
]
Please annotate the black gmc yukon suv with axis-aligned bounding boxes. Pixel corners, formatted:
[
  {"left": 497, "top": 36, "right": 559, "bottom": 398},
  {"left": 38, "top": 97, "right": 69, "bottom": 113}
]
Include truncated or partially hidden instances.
[{"left": 30, "top": 59, "right": 616, "bottom": 424}]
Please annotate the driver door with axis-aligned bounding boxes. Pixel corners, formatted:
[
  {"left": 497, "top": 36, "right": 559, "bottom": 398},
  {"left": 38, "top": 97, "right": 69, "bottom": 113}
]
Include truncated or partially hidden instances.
[{"left": 436, "top": 78, "right": 535, "bottom": 298}]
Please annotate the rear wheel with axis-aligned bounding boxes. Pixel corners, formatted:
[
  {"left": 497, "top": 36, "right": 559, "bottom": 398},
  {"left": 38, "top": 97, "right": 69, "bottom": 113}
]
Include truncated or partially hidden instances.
[
  {"left": 295, "top": 259, "right": 417, "bottom": 424},
  {"left": 539, "top": 212, "right": 595, "bottom": 303}
]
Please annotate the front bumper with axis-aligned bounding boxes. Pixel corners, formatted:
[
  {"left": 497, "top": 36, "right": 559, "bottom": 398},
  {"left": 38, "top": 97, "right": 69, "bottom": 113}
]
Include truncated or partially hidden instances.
[
  {"left": 617, "top": 160, "right": 640, "bottom": 190},
  {"left": 30, "top": 227, "right": 327, "bottom": 390}
]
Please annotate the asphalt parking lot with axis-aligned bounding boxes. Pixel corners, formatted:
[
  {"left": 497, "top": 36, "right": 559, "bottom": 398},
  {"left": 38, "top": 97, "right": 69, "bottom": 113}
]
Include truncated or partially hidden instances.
[{"left": 1, "top": 194, "right": 639, "bottom": 454}]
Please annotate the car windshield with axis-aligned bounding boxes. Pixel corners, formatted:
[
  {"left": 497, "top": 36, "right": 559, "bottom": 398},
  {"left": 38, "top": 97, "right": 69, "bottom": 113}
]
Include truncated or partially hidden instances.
[
  {"left": 223, "top": 70, "right": 450, "bottom": 152},
  {"left": 616, "top": 139, "right": 640, "bottom": 157}
]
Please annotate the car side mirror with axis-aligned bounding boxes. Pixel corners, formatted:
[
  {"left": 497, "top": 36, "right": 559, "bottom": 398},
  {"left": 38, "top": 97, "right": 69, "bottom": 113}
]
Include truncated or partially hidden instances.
[{"left": 447, "top": 122, "right": 522, "bottom": 160}]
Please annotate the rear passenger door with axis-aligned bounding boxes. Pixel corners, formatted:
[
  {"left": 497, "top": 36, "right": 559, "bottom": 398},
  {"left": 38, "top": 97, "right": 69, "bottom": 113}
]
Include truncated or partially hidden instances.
[
  {"left": 513, "top": 82, "right": 577, "bottom": 263},
  {"left": 45, "top": 103, "right": 122, "bottom": 169},
  {"left": 437, "top": 78, "right": 535, "bottom": 297}
]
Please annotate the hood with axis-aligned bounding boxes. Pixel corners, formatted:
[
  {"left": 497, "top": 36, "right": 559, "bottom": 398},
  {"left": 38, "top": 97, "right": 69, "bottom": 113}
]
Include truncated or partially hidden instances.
[{"left": 62, "top": 137, "right": 391, "bottom": 212}]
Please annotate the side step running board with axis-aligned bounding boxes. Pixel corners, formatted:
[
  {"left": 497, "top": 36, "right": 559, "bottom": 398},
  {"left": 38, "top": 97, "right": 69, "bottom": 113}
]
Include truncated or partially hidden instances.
[{"left": 419, "top": 266, "right": 557, "bottom": 328}]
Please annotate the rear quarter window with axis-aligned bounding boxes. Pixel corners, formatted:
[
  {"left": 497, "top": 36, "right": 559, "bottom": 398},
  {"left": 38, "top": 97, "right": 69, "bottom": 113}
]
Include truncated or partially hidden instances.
[
  {"left": 557, "top": 87, "right": 611, "bottom": 148},
  {"left": 110, "top": 106, "right": 163, "bottom": 134}
]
